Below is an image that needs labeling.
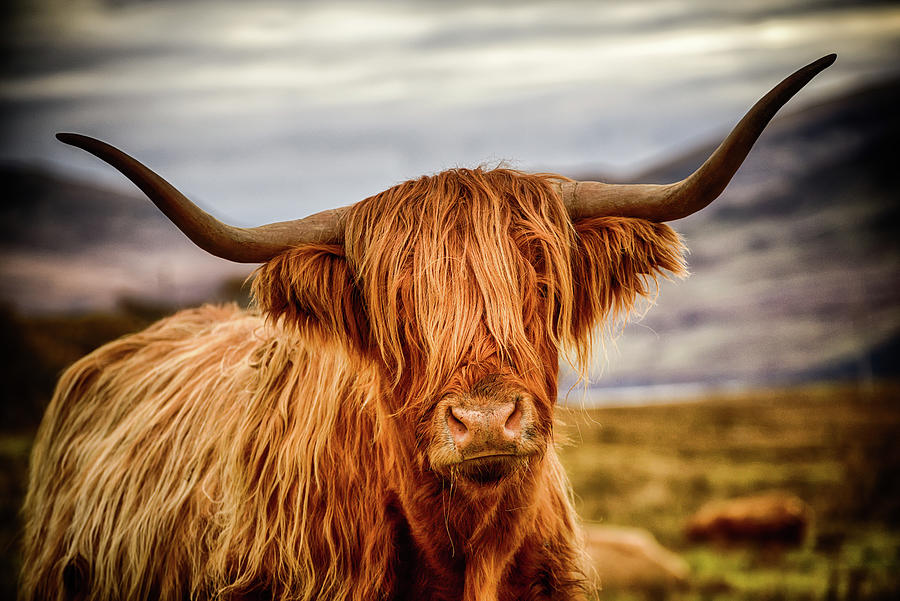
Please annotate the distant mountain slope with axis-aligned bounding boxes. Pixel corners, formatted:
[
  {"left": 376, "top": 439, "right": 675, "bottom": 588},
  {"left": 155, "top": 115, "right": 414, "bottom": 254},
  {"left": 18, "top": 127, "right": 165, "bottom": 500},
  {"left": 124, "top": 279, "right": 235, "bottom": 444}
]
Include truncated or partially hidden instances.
[
  {"left": 0, "top": 165, "right": 250, "bottom": 313},
  {"left": 2, "top": 78, "right": 898, "bottom": 386},
  {"left": 570, "top": 77, "right": 900, "bottom": 389}
]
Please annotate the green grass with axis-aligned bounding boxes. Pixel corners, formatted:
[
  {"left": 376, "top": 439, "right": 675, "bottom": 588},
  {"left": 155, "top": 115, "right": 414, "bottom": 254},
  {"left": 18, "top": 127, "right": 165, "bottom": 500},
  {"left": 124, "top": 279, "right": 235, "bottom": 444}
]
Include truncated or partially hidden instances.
[{"left": 558, "top": 383, "right": 900, "bottom": 600}]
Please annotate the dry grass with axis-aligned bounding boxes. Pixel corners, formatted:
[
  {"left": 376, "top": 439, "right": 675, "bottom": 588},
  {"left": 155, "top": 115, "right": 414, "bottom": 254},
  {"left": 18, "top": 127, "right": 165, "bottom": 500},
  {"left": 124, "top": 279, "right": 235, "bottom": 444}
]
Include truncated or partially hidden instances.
[{"left": 557, "top": 382, "right": 900, "bottom": 600}]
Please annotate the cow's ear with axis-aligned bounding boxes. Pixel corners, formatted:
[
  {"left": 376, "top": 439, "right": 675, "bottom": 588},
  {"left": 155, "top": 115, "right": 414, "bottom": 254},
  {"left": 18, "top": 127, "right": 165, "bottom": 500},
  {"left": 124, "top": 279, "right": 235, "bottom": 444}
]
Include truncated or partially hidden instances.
[
  {"left": 566, "top": 217, "right": 687, "bottom": 364},
  {"left": 253, "top": 244, "right": 369, "bottom": 352}
]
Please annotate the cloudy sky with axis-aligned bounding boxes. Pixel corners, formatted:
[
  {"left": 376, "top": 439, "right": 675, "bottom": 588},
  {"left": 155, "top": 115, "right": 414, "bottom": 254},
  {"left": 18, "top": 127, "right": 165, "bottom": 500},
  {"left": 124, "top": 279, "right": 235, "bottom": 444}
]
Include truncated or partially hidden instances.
[{"left": 2, "top": 0, "right": 898, "bottom": 226}]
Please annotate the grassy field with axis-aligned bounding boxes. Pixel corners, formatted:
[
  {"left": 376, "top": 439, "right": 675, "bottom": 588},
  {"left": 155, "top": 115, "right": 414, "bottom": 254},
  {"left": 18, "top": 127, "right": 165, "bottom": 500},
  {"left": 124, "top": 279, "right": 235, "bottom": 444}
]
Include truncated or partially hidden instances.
[
  {"left": 1, "top": 383, "right": 898, "bottom": 599},
  {"left": 557, "top": 383, "right": 900, "bottom": 600}
]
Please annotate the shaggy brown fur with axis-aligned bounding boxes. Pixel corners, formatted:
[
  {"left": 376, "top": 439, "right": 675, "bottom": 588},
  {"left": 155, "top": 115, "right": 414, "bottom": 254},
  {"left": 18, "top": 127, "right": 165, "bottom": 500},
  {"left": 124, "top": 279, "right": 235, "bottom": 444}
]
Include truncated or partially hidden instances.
[{"left": 21, "top": 169, "right": 685, "bottom": 601}]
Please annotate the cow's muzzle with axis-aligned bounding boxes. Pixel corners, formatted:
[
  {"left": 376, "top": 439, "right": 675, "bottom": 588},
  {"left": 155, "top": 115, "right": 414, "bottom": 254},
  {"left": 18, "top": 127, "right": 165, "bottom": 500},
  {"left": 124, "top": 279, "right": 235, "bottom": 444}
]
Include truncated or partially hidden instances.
[
  {"left": 430, "top": 392, "right": 538, "bottom": 483},
  {"left": 446, "top": 398, "right": 523, "bottom": 457}
]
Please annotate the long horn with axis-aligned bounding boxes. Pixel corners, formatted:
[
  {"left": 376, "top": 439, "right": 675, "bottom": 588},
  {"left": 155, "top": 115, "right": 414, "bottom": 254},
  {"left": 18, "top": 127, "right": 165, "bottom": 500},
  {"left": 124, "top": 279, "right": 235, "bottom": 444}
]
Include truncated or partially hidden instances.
[
  {"left": 561, "top": 54, "right": 836, "bottom": 221},
  {"left": 56, "top": 133, "right": 346, "bottom": 263}
]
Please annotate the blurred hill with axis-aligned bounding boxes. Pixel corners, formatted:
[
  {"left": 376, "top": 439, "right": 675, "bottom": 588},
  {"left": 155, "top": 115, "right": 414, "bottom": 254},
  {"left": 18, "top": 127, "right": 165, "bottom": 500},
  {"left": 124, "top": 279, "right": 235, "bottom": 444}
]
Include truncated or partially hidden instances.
[
  {"left": 2, "top": 76, "right": 899, "bottom": 392},
  {"left": 0, "top": 165, "right": 251, "bottom": 313},
  {"left": 569, "top": 76, "right": 900, "bottom": 392}
]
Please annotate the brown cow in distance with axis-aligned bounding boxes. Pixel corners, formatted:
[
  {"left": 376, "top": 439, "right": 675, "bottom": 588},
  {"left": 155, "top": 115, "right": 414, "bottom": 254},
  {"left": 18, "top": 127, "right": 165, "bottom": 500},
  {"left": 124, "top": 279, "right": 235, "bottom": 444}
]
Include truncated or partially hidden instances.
[
  {"left": 21, "top": 55, "right": 834, "bottom": 601},
  {"left": 686, "top": 492, "right": 813, "bottom": 547}
]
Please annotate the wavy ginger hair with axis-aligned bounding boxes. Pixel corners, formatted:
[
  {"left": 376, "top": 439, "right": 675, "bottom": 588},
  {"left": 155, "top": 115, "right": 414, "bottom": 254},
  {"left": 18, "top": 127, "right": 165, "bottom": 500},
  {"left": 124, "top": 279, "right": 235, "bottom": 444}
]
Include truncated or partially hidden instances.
[{"left": 22, "top": 168, "right": 685, "bottom": 601}]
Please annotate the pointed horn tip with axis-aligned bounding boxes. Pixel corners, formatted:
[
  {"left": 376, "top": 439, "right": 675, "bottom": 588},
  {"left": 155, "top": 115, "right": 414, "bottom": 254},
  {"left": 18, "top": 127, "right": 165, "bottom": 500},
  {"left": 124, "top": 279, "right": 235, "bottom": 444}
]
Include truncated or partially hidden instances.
[
  {"left": 809, "top": 53, "right": 837, "bottom": 73},
  {"left": 56, "top": 132, "right": 95, "bottom": 149},
  {"left": 56, "top": 134, "right": 127, "bottom": 163},
  {"left": 56, "top": 132, "right": 79, "bottom": 144}
]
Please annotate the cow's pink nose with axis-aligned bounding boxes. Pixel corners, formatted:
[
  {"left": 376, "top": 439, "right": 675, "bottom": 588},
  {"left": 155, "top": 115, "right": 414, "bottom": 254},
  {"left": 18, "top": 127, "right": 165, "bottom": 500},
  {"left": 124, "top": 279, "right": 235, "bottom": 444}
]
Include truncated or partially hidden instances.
[{"left": 446, "top": 399, "right": 523, "bottom": 455}]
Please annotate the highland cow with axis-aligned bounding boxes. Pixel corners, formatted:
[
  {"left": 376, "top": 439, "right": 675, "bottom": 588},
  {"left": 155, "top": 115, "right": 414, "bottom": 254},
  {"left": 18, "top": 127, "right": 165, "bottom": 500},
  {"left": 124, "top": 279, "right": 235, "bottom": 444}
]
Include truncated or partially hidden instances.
[
  {"left": 21, "top": 56, "right": 834, "bottom": 601},
  {"left": 686, "top": 492, "right": 813, "bottom": 547}
]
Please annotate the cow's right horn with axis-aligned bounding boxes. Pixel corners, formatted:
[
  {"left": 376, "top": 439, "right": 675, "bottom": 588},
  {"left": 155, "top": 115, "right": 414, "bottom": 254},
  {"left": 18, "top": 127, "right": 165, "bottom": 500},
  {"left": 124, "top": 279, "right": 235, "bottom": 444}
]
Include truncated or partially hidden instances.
[
  {"left": 56, "top": 133, "right": 347, "bottom": 263},
  {"left": 560, "top": 54, "right": 836, "bottom": 222}
]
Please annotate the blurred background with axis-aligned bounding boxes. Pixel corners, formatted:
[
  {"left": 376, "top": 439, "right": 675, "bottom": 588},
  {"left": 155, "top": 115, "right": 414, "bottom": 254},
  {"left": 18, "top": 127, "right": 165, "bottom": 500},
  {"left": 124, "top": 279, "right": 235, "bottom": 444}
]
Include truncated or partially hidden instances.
[{"left": 1, "top": 0, "right": 899, "bottom": 598}]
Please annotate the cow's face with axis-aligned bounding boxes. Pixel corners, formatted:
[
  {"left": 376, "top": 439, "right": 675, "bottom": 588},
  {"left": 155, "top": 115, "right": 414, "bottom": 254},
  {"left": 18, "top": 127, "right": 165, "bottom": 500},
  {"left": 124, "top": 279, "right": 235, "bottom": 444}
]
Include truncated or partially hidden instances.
[{"left": 255, "top": 168, "right": 685, "bottom": 487}]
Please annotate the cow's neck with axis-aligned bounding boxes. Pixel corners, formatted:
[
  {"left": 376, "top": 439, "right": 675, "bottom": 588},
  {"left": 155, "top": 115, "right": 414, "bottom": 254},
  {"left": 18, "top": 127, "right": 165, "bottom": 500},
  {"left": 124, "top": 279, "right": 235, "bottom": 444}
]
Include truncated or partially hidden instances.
[{"left": 394, "top": 455, "right": 545, "bottom": 601}]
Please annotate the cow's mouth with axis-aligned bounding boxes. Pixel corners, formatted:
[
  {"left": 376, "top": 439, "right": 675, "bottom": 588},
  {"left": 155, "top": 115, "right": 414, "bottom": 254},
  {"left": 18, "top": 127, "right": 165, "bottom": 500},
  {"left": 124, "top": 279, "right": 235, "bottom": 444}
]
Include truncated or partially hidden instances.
[{"left": 453, "top": 454, "right": 521, "bottom": 484}]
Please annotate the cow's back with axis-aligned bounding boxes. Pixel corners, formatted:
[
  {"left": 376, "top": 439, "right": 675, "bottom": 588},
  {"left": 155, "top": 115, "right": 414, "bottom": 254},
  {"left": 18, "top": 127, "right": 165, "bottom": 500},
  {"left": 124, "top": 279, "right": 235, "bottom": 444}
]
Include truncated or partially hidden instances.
[{"left": 21, "top": 304, "right": 266, "bottom": 601}]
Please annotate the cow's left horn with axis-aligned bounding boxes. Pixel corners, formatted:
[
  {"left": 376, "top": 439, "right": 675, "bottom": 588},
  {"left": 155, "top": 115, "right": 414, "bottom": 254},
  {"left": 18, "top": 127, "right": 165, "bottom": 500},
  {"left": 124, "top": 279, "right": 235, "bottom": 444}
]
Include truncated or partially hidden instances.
[
  {"left": 561, "top": 54, "right": 836, "bottom": 221},
  {"left": 56, "top": 133, "right": 346, "bottom": 263}
]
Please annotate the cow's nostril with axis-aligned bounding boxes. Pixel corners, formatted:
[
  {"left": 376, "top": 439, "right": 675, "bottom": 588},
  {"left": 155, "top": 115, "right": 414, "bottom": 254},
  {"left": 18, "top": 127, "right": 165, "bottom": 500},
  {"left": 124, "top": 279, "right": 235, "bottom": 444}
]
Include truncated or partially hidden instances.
[
  {"left": 504, "top": 401, "right": 523, "bottom": 436},
  {"left": 448, "top": 406, "right": 469, "bottom": 442}
]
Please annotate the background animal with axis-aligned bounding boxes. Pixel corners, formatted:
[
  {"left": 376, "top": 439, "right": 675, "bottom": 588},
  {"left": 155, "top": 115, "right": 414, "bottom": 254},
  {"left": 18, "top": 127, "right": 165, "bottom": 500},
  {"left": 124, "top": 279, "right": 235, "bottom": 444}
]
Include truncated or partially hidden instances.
[
  {"left": 582, "top": 524, "right": 690, "bottom": 593},
  {"left": 685, "top": 492, "right": 812, "bottom": 547},
  {"left": 21, "top": 56, "right": 833, "bottom": 601}
]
